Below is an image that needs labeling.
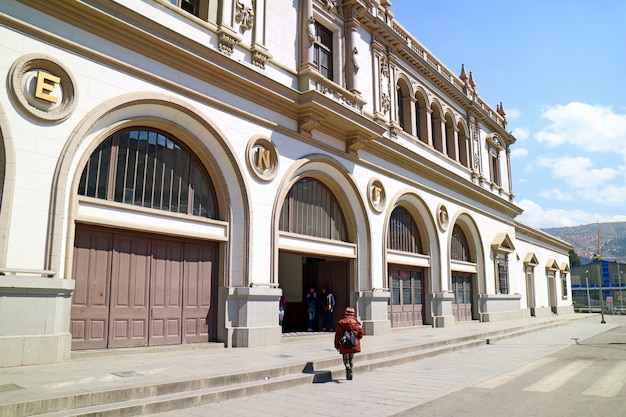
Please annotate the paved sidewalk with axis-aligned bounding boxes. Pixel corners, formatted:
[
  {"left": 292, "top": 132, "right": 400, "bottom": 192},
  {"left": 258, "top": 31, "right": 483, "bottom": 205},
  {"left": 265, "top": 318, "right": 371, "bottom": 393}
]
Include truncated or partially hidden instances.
[
  {"left": 0, "top": 314, "right": 613, "bottom": 414},
  {"left": 150, "top": 315, "right": 621, "bottom": 417}
]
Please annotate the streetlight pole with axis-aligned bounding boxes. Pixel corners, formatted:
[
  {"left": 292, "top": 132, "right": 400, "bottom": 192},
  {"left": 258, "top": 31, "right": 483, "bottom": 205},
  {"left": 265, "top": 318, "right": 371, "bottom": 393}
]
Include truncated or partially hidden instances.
[
  {"left": 618, "top": 262, "right": 623, "bottom": 312},
  {"left": 585, "top": 270, "right": 591, "bottom": 314},
  {"left": 597, "top": 229, "right": 606, "bottom": 324}
]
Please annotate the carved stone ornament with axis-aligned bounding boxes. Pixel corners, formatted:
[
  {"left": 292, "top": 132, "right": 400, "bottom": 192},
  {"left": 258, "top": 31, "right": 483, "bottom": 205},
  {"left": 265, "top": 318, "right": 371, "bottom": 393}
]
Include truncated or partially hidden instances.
[
  {"left": 321, "top": 0, "right": 336, "bottom": 12},
  {"left": 246, "top": 135, "right": 279, "bottom": 182},
  {"left": 437, "top": 204, "right": 449, "bottom": 231},
  {"left": 381, "top": 92, "right": 390, "bottom": 114},
  {"left": 9, "top": 54, "right": 77, "bottom": 123},
  {"left": 307, "top": 16, "right": 316, "bottom": 44},
  {"left": 367, "top": 178, "right": 386, "bottom": 213},
  {"left": 235, "top": 0, "right": 255, "bottom": 33},
  {"left": 218, "top": 32, "right": 239, "bottom": 55},
  {"left": 352, "top": 46, "right": 359, "bottom": 74}
]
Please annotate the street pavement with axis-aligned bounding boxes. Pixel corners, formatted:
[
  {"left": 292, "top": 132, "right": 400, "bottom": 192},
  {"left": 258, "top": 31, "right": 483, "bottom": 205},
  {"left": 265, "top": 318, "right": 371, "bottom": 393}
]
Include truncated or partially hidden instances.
[
  {"left": 0, "top": 314, "right": 618, "bottom": 416},
  {"left": 147, "top": 315, "right": 623, "bottom": 417}
]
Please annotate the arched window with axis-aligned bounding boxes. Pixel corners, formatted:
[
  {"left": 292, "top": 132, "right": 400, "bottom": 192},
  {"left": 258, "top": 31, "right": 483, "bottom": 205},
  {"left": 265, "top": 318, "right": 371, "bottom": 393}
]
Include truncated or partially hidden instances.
[
  {"left": 279, "top": 178, "right": 348, "bottom": 241},
  {"left": 78, "top": 127, "right": 217, "bottom": 219},
  {"left": 388, "top": 206, "right": 423, "bottom": 254},
  {"left": 451, "top": 224, "right": 471, "bottom": 262}
]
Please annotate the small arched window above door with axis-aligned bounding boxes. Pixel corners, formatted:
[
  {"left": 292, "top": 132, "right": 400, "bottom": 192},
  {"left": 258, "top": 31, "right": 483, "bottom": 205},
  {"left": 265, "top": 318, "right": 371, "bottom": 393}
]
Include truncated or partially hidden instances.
[
  {"left": 451, "top": 224, "right": 472, "bottom": 262},
  {"left": 388, "top": 206, "right": 423, "bottom": 254},
  {"left": 279, "top": 178, "right": 348, "bottom": 242},
  {"left": 78, "top": 127, "right": 218, "bottom": 219}
]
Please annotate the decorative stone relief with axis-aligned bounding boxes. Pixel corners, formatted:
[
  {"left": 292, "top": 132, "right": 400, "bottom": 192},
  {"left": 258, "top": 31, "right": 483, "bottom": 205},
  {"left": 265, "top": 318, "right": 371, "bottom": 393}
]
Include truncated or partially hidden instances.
[
  {"left": 307, "top": 16, "right": 316, "bottom": 44},
  {"left": 320, "top": 0, "right": 336, "bottom": 12},
  {"left": 218, "top": 31, "right": 239, "bottom": 55},
  {"left": 367, "top": 178, "right": 386, "bottom": 213},
  {"left": 437, "top": 204, "right": 449, "bottom": 231},
  {"left": 346, "top": 132, "right": 369, "bottom": 157},
  {"left": 298, "top": 114, "right": 322, "bottom": 138},
  {"left": 252, "top": 50, "right": 270, "bottom": 69},
  {"left": 246, "top": 135, "right": 279, "bottom": 182},
  {"left": 352, "top": 46, "right": 359, "bottom": 74},
  {"left": 8, "top": 54, "right": 77, "bottom": 123},
  {"left": 235, "top": 0, "right": 255, "bottom": 33}
]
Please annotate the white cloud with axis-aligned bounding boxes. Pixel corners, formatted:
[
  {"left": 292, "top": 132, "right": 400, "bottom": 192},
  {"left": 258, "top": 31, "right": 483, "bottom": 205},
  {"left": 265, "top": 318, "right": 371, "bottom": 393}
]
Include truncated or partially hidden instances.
[
  {"left": 536, "top": 155, "right": 620, "bottom": 188},
  {"left": 535, "top": 102, "right": 626, "bottom": 157},
  {"left": 510, "top": 148, "right": 528, "bottom": 158},
  {"left": 511, "top": 126, "right": 529, "bottom": 140},
  {"left": 504, "top": 107, "right": 522, "bottom": 120},
  {"left": 516, "top": 199, "right": 617, "bottom": 229},
  {"left": 538, "top": 187, "right": 573, "bottom": 202}
]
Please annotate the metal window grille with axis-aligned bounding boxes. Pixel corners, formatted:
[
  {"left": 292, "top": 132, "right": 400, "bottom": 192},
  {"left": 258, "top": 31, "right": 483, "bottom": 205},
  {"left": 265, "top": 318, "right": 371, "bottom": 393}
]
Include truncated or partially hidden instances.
[{"left": 78, "top": 128, "right": 217, "bottom": 219}]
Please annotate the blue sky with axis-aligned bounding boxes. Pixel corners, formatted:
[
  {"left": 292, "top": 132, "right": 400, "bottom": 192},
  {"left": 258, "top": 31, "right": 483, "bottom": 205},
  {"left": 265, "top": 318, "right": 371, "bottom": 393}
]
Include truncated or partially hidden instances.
[{"left": 389, "top": 0, "right": 626, "bottom": 229}]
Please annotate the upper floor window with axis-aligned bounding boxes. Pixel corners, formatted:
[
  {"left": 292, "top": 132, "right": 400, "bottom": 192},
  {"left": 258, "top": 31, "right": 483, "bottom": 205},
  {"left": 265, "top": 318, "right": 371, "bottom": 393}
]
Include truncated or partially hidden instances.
[
  {"left": 489, "top": 149, "right": 501, "bottom": 186},
  {"left": 170, "top": 0, "right": 200, "bottom": 16},
  {"left": 486, "top": 134, "right": 503, "bottom": 187},
  {"left": 78, "top": 127, "right": 217, "bottom": 219},
  {"left": 313, "top": 22, "right": 333, "bottom": 81},
  {"left": 496, "top": 252, "right": 509, "bottom": 294},
  {"left": 561, "top": 272, "right": 568, "bottom": 297}
]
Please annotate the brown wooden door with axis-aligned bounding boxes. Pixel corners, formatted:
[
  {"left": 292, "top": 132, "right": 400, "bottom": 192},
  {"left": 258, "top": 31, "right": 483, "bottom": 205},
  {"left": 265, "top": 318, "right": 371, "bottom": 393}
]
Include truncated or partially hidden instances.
[
  {"left": 72, "top": 226, "right": 217, "bottom": 349},
  {"left": 452, "top": 274, "right": 472, "bottom": 321},
  {"left": 149, "top": 239, "right": 184, "bottom": 346},
  {"left": 183, "top": 242, "right": 217, "bottom": 343},
  {"left": 108, "top": 234, "right": 151, "bottom": 348},
  {"left": 71, "top": 227, "right": 112, "bottom": 350},
  {"left": 388, "top": 266, "right": 424, "bottom": 327}
]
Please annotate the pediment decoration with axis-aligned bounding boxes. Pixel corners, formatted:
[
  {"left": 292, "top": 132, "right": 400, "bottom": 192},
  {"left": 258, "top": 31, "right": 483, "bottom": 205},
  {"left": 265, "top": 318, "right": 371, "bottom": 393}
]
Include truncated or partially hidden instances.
[
  {"left": 486, "top": 133, "right": 504, "bottom": 151},
  {"left": 545, "top": 259, "right": 560, "bottom": 271},
  {"left": 560, "top": 263, "right": 570, "bottom": 273},
  {"left": 523, "top": 252, "right": 539, "bottom": 266},
  {"left": 491, "top": 233, "right": 515, "bottom": 253}
]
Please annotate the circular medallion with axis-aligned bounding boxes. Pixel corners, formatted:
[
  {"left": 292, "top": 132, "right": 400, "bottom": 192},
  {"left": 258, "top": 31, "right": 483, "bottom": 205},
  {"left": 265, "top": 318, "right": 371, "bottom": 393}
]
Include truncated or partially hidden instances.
[{"left": 9, "top": 54, "right": 77, "bottom": 123}]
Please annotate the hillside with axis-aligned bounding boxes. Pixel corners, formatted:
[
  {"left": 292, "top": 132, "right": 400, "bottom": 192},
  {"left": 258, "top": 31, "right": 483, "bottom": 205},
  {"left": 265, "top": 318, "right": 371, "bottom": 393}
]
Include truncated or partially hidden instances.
[{"left": 541, "top": 222, "right": 626, "bottom": 263}]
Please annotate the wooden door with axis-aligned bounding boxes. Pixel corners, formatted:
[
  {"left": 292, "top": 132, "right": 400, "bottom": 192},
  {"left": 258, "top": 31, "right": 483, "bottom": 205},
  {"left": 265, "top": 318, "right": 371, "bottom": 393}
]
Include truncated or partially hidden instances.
[
  {"left": 388, "top": 266, "right": 424, "bottom": 327},
  {"left": 71, "top": 227, "right": 112, "bottom": 350},
  {"left": 108, "top": 234, "right": 151, "bottom": 348},
  {"left": 149, "top": 239, "right": 183, "bottom": 346},
  {"left": 452, "top": 275, "right": 472, "bottom": 321},
  {"left": 183, "top": 242, "right": 217, "bottom": 343}
]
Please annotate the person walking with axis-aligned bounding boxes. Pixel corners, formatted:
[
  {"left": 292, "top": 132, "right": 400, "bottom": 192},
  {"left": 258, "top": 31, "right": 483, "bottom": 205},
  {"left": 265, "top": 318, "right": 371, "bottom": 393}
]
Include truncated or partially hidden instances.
[{"left": 334, "top": 306, "right": 363, "bottom": 380}]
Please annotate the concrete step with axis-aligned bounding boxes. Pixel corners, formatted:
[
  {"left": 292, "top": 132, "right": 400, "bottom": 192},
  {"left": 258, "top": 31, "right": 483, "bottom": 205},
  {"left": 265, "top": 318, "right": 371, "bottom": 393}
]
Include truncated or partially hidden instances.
[{"left": 3, "top": 316, "right": 574, "bottom": 417}]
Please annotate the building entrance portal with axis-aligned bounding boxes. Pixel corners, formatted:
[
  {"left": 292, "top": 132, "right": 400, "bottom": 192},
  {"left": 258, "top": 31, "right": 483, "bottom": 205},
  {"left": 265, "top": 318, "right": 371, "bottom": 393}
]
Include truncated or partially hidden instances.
[{"left": 279, "top": 253, "right": 349, "bottom": 332}]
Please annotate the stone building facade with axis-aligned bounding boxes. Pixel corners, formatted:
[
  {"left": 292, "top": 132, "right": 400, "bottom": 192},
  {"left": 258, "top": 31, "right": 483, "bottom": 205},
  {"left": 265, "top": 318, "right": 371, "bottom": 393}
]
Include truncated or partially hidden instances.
[{"left": 0, "top": 0, "right": 572, "bottom": 367}]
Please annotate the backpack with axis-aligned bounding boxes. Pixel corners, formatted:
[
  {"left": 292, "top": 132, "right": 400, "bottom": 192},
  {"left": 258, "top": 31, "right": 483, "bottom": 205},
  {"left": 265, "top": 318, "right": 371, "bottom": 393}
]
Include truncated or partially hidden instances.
[{"left": 339, "top": 329, "right": 356, "bottom": 348}]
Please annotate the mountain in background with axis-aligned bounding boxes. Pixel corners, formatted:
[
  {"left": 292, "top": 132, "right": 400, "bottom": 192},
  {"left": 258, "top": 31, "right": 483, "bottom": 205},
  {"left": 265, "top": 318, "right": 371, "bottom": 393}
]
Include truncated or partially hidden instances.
[{"left": 541, "top": 222, "right": 626, "bottom": 264}]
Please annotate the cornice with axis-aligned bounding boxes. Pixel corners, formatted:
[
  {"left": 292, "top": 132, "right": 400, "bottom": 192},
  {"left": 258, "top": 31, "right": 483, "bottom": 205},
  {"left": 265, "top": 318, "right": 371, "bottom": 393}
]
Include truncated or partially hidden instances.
[
  {"left": 515, "top": 221, "right": 573, "bottom": 252},
  {"left": 366, "top": 138, "right": 523, "bottom": 219}
]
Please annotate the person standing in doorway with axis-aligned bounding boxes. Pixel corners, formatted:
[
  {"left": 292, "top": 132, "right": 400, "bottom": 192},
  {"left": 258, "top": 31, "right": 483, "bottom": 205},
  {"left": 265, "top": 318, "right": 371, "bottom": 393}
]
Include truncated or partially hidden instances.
[
  {"left": 321, "top": 287, "right": 335, "bottom": 331},
  {"left": 334, "top": 306, "right": 363, "bottom": 380},
  {"left": 303, "top": 286, "right": 317, "bottom": 331},
  {"left": 278, "top": 285, "right": 286, "bottom": 331}
]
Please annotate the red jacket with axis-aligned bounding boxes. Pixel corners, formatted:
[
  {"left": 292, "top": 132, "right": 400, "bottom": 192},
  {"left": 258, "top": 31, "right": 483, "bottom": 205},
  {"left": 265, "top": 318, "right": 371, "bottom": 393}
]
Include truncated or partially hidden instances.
[{"left": 334, "top": 315, "right": 364, "bottom": 354}]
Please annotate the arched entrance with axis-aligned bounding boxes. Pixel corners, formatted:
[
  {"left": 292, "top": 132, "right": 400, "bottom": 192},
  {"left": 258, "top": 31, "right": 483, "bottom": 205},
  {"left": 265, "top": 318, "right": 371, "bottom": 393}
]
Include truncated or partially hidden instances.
[
  {"left": 386, "top": 205, "right": 430, "bottom": 327},
  {"left": 277, "top": 177, "right": 354, "bottom": 332},
  {"left": 70, "top": 127, "right": 222, "bottom": 349},
  {"left": 450, "top": 223, "right": 478, "bottom": 322}
]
